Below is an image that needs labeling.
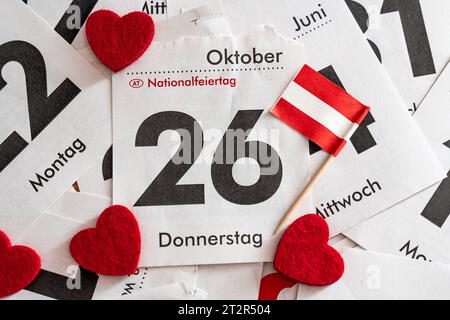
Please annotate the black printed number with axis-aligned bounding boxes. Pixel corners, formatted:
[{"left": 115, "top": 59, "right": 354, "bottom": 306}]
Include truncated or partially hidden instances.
[
  {"left": 309, "top": 66, "right": 377, "bottom": 155},
  {"left": 348, "top": 0, "right": 436, "bottom": 78},
  {"left": 346, "top": 0, "right": 382, "bottom": 62},
  {"left": 211, "top": 110, "right": 283, "bottom": 205},
  {"left": 102, "top": 145, "right": 113, "bottom": 181},
  {"left": 135, "top": 110, "right": 283, "bottom": 206},
  {"left": 420, "top": 140, "right": 450, "bottom": 228},
  {"left": 381, "top": 0, "right": 436, "bottom": 77},
  {"left": 0, "top": 41, "right": 81, "bottom": 172},
  {"left": 135, "top": 112, "right": 204, "bottom": 206}
]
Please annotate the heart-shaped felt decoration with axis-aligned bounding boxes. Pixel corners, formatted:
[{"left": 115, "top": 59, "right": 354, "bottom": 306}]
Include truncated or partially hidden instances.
[
  {"left": 0, "top": 231, "right": 41, "bottom": 298},
  {"left": 274, "top": 214, "right": 344, "bottom": 286},
  {"left": 70, "top": 205, "right": 141, "bottom": 276},
  {"left": 86, "top": 10, "right": 155, "bottom": 72}
]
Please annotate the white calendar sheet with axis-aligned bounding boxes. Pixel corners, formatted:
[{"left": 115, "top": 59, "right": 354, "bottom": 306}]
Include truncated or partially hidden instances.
[
  {"left": 345, "top": 62, "right": 450, "bottom": 263},
  {"left": 298, "top": 249, "right": 450, "bottom": 300},
  {"left": 4, "top": 191, "right": 198, "bottom": 300},
  {"left": 195, "top": 263, "right": 262, "bottom": 300},
  {"left": 170, "top": 0, "right": 450, "bottom": 114},
  {"left": 0, "top": 0, "right": 110, "bottom": 240},
  {"left": 25, "top": 0, "right": 168, "bottom": 49},
  {"left": 113, "top": 27, "right": 313, "bottom": 266},
  {"left": 345, "top": 0, "right": 450, "bottom": 113},
  {"left": 169, "top": 0, "right": 446, "bottom": 236},
  {"left": 74, "top": 1, "right": 231, "bottom": 198}
]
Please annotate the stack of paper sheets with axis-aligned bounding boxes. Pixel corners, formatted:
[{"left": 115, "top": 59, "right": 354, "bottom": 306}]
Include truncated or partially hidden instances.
[{"left": 1, "top": 0, "right": 450, "bottom": 300}]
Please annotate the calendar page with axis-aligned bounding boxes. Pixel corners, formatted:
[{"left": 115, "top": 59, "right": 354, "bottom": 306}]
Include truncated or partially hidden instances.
[
  {"left": 170, "top": 0, "right": 450, "bottom": 114},
  {"left": 113, "top": 27, "right": 312, "bottom": 266},
  {"left": 4, "top": 192, "right": 197, "bottom": 300},
  {"left": 196, "top": 263, "right": 262, "bottom": 300},
  {"left": 0, "top": 0, "right": 110, "bottom": 240},
  {"left": 183, "top": 0, "right": 446, "bottom": 236},
  {"left": 74, "top": 1, "right": 231, "bottom": 198},
  {"left": 346, "top": 0, "right": 450, "bottom": 113},
  {"left": 24, "top": 0, "right": 168, "bottom": 49},
  {"left": 345, "top": 62, "right": 450, "bottom": 264},
  {"left": 297, "top": 249, "right": 450, "bottom": 300}
]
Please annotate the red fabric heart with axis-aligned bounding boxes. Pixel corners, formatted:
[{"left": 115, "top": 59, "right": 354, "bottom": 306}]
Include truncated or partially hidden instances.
[
  {"left": 86, "top": 10, "right": 155, "bottom": 72},
  {"left": 274, "top": 214, "right": 344, "bottom": 286},
  {"left": 70, "top": 205, "right": 141, "bottom": 276},
  {"left": 0, "top": 231, "right": 41, "bottom": 298}
]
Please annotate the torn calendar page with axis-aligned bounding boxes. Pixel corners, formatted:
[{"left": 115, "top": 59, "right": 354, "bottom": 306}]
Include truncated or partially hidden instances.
[
  {"left": 168, "top": 0, "right": 209, "bottom": 16},
  {"left": 28, "top": 0, "right": 229, "bottom": 84},
  {"left": 0, "top": 0, "right": 110, "bottom": 240},
  {"left": 152, "top": 0, "right": 229, "bottom": 44},
  {"left": 170, "top": 0, "right": 450, "bottom": 114},
  {"left": 25, "top": 0, "right": 168, "bottom": 49},
  {"left": 75, "top": 2, "right": 231, "bottom": 198},
  {"left": 345, "top": 0, "right": 450, "bottom": 113},
  {"left": 174, "top": 0, "right": 447, "bottom": 236},
  {"left": 26, "top": 0, "right": 228, "bottom": 50},
  {"left": 298, "top": 249, "right": 450, "bottom": 300},
  {"left": 74, "top": 0, "right": 230, "bottom": 72},
  {"left": 194, "top": 263, "right": 263, "bottom": 300},
  {"left": 113, "top": 27, "right": 313, "bottom": 266},
  {"left": 345, "top": 61, "right": 450, "bottom": 263},
  {"left": 26, "top": 0, "right": 229, "bottom": 79},
  {"left": 3, "top": 192, "right": 197, "bottom": 300},
  {"left": 73, "top": 0, "right": 228, "bottom": 51}
]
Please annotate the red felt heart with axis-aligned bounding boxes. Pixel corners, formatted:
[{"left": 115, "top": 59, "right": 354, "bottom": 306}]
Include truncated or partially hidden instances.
[
  {"left": 86, "top": 10, "right": 155, "bottom": 72},
  {"left": 273, "top": 214, "right": 344, "bottom": 286},
  {"left": 0, "top": 231, "right": 41, "bottom": 298},
  {"left": 70, "top": 205, "right": 141, "bottom": 276}
]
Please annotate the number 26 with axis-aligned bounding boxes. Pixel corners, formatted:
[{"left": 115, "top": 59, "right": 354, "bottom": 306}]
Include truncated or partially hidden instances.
[{"left": 134, "top": 110, "right": 283, "bottom": 206}]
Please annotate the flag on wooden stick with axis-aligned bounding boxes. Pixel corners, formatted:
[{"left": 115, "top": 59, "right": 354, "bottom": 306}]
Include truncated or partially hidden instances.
[
  {"left": 272, "top": 64, "right": 370, "bottom": 234},
  {"left": 271, "top": 64, "right": 370, "bottom": 156}
]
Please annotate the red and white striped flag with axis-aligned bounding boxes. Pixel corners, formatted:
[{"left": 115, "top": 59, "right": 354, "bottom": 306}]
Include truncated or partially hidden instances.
[{"left": 271, "top": 65, "right": 370, "bottom": 157}]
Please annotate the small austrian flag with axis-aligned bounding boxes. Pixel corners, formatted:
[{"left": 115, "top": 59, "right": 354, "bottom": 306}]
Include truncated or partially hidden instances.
[{"left": 271, "top": 65, "right": 370, "bottom": 157}]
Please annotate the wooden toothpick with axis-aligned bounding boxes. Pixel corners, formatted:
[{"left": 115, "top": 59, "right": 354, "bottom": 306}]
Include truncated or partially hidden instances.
[{"left": 274, "top": 154, "right": 335, "bottom": 235}]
